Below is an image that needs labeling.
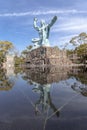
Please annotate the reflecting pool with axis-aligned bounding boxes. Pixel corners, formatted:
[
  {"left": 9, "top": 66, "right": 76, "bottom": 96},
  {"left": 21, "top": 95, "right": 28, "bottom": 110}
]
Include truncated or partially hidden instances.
[{"left": 0, "top": 66, "right": 87, "bottom": 130}]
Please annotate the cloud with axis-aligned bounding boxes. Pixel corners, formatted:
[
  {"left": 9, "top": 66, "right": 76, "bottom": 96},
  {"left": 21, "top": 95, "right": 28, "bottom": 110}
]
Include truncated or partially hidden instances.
[
  {"left": 51, "top": 34, "right": 79, "bottom": 49},
  {"left": 58, "top": 34, "right": 78, "bottom": 41},
  {"left": 52, "top": 17, "right": 87, "bottom": 33},
  {"left": 0, "top": 9, "right": 87, "bottom": 17},
  {"left": 53, "top": 24, "right": 87, "bottom": 32}
]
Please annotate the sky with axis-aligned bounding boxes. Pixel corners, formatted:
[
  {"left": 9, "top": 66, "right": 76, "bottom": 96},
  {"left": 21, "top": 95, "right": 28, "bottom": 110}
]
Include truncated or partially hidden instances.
[{"left": 0, "top": 0, "right": 87, "bottom": 52}]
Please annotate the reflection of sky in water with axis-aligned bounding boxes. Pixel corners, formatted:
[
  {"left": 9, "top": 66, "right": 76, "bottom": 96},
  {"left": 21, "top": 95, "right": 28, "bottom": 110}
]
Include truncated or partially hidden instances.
[{"left": 0, "top": 67, "right": 87, "bottom": 130}]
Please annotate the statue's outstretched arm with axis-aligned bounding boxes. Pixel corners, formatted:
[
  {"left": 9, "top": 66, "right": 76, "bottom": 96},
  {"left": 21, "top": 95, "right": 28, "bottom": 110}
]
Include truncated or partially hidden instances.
[
  {"left": 48, "top": 16, "right": 57, "bottom": 28},
  {"left": 33, "top": 18, "right": 39, "bottom": 31}
]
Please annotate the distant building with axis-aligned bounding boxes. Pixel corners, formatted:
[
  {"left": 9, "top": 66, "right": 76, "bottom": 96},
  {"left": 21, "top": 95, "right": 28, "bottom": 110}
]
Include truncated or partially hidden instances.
[
  {"left": 3, "top": 54, "right": 14, "bottom": 68},
  {"left": 3, "top": 54, "right": 15, "bottom": 78}
]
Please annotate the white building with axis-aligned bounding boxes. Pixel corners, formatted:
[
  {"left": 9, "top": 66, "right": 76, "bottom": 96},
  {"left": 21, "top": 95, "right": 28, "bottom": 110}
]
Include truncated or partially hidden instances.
[{"left": 3, "top": 54, "right": 15, "bottom": 77}]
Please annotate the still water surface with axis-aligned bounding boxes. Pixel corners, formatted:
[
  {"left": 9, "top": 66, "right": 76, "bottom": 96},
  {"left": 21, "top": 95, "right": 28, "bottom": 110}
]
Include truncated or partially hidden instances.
[{"left": 0, "top": 66, "right": 87, "bottom": 130}]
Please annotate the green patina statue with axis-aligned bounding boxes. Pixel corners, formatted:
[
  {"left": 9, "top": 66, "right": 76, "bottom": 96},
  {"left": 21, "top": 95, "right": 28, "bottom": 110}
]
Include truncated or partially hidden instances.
[{"left": 32, "top": 16, "right": 57, "bottom": 49}]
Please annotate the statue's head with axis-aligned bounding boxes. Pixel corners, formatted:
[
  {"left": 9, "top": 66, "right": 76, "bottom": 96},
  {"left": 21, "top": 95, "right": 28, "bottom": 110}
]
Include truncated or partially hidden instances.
[{"left": 40, "top": 20, "right": 46, "bottom": 26}]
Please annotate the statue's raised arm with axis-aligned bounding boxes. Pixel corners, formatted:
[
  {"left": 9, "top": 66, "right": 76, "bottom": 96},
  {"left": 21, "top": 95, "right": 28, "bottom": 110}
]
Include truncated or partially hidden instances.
[
  {"left": 48, "top": 16, "right": 57, "bottom": 28},
  {"left": 33, "top": 17, "right": 39, "bottom": 31}
]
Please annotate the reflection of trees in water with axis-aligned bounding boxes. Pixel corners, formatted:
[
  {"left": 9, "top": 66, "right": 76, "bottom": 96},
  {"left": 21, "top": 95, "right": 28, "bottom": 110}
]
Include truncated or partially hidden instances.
[
  {"left": 69, "top": 66, "right": 87, "bottom": 84},
  {"left": 71, "top": 81, "right": 87, "bottom": 97},
  {"left": 74, "top": 73, "right": 87, "bottom": 85},
  {"left": 14, "top": 67, "right": 24, "bottom": 75},
  {"left": 67, "top": 66, "right": 87, "bottom": 96},
  {"left": 0, "top": 68, "right": 15, "bottom": 91}
]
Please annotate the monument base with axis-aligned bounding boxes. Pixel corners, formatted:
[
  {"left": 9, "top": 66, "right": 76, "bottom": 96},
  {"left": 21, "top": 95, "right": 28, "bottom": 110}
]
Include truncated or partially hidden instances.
[{"left": 25, "top": 46, "right": 72, "bottom": 67}]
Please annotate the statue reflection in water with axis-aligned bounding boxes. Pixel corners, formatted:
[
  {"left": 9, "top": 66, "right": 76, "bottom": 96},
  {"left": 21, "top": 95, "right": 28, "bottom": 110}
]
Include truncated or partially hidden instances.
[{"left": 32, "top": 82, "right": 59, "bottom": 117}]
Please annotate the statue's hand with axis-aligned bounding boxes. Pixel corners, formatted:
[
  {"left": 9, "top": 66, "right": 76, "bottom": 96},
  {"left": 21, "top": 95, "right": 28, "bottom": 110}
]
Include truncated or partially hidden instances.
[{"left": 34, "top": 17, "right": 38, "bottom": 21}]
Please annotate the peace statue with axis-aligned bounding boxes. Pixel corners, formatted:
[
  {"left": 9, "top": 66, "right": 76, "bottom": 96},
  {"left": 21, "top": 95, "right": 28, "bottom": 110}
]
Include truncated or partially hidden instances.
[{"left": 32, "top": 16, "right": 57, "bottom": 49}]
